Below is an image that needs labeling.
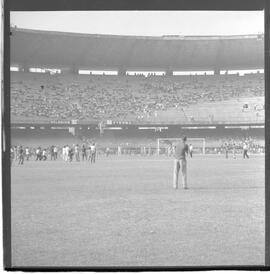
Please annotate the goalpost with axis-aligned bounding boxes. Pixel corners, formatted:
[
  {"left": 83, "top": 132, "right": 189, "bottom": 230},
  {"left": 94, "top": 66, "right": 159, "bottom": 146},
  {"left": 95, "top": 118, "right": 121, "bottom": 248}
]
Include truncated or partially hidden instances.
[{"left": 157, "top": 138, "right": 206, "bottom": 155}]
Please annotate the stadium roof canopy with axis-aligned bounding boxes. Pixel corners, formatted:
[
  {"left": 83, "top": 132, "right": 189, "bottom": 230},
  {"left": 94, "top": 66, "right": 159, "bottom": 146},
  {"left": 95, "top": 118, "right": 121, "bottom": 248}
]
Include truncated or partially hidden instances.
[{"left": 10, "top": 28, "right": 264, "bottom": 71}]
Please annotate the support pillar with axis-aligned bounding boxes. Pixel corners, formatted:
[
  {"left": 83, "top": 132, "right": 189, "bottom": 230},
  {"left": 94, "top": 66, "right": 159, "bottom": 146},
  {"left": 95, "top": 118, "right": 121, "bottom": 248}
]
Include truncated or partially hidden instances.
[
  {"left": 214, "top": 68, "right": 220, "bottom": 75},
  {"left": 118, "top": 68, "right": 126, "bottom": 76},
  {"left": 166, "top": 70, "right": 173, "bottom": 76},
  {"left": 23, "top": 64, "right": 30, "bottom": 72}
]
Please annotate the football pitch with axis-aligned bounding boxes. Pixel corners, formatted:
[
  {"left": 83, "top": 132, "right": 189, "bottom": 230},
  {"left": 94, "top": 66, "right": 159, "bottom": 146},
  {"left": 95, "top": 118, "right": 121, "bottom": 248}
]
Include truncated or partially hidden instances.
[{"left": 11, "top": 154, "right": 265, "bottom": 267}]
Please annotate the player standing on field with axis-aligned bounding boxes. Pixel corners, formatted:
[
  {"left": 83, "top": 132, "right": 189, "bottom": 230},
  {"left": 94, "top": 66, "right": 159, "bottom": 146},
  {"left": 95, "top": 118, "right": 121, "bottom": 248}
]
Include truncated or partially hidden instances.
[
  {"left": 189, "top": 144, "right": 193, "bottom": 158},
  {"left": 13, "top": 146, "right": 17, "bottom": 162},
  {"left": 53, "top": 146, "right": 58, "bottom": 160},
  {"left": 42, "top": 148, "right": 47, "bottom": 161},
  {"left": 82, "top": 144, "right": 87, "bottom": 161},
  {"left": 75, "top": 144, "right": 80, "bottom": 161},
  {"left": 50, "top": 145, "right": 54, "bottom": 160},
  {"left": 18, "top": 146, "right": 24, "bottom": 165},
  {"left": 106, "top": 147, "right": 110, "bottom": 157},
  {"left": 66, "top": 145, "right": 70, "bottom": 162},
  {"left": 90, "top": 143, "right": 96, "bottom": 163},
  {"left": 14, "top": 146, "right": 18, "bottom": 161},
  {"left": 232, "top": 142, "right": 236, "bottom": 159},
  {"left": 69, "top": 146, "right": 74, "bottom": 162},
  {"left": 25, "top": 147, "right": 30, "bottom": 161},
  {"left": 36, "top": 147, "right": 41, "bottom": 161},
  {"left": 172, "top": 136, "right": 189, "bottom": 190},
  {"left": 243, "top": 142, "right": 249, "bottom": 159},
  {"left": 10, "top": 146, "right": 15, "bottom": 166},
  {"left": 224, "top": 143, "right": 229, "bottom": 159}
]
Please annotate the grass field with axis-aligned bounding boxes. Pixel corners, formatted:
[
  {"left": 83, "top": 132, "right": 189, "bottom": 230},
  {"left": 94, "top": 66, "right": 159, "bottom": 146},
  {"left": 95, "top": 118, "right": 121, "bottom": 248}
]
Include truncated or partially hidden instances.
[{"left": 11, "top": 154, "right": 265, "bottom": 267}]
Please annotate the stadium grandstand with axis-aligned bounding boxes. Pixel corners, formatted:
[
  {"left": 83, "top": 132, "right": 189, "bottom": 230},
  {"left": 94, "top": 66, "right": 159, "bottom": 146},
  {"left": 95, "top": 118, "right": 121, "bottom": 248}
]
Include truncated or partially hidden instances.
[{"left": 10, "top": 28, "right": 264, "bottom": 152}]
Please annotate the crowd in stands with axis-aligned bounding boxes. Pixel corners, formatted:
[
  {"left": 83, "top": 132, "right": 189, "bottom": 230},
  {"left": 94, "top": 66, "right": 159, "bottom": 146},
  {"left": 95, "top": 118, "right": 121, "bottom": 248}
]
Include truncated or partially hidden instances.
[{"left": 11, "top": 72, "right": 264, "bottom": 123}]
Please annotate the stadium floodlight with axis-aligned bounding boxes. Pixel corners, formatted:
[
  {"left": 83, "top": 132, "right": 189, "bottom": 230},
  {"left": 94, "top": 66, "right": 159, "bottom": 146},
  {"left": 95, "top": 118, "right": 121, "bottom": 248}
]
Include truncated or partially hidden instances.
[{"left": 157, "top": 138, "right": 206, "bottom": 155}]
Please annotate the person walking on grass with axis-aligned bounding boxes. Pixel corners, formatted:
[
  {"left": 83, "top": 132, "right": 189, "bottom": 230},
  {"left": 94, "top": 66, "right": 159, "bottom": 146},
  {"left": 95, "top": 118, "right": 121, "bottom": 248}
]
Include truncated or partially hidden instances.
[{"left": 243, "top": 142, "right": 249, "bottom": 159}]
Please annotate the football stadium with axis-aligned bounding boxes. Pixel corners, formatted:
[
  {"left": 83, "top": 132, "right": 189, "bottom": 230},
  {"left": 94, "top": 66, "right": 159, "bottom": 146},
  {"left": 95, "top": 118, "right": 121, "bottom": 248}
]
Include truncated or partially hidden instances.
[{"left": 10, "top": 26, "right": 265, "bottom": 266}]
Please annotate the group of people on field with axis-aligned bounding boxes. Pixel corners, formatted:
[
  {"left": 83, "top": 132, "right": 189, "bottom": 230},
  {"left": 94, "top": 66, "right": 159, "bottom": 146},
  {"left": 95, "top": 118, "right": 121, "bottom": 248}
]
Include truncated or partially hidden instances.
[
  {"left": 222, "top": 140, "right": 251, "bottom": 159},
  {"left": 10, "top": 142, "right": 97, "bottom": 165},
  {"left": 62, "top": 143, "right": 96, "bottom": 163},
  {"left": 10, "top": 146, "right": 24, "bottom": 165},
  {"left": 10, "top": 135, "right": 262, "bottom": 194}
]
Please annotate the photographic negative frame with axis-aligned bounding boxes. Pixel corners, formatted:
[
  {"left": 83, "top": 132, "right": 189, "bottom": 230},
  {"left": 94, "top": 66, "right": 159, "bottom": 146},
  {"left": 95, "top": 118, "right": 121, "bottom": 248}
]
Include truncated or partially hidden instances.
[{"left": 2, "top": 0, "right": 270, "bottom": 270}]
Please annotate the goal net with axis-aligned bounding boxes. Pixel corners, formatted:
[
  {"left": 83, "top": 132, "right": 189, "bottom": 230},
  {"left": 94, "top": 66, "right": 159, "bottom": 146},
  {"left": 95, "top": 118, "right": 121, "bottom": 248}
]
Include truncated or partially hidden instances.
[{"left": 157, "top": 138, "right": 206, "bottom": 155}]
